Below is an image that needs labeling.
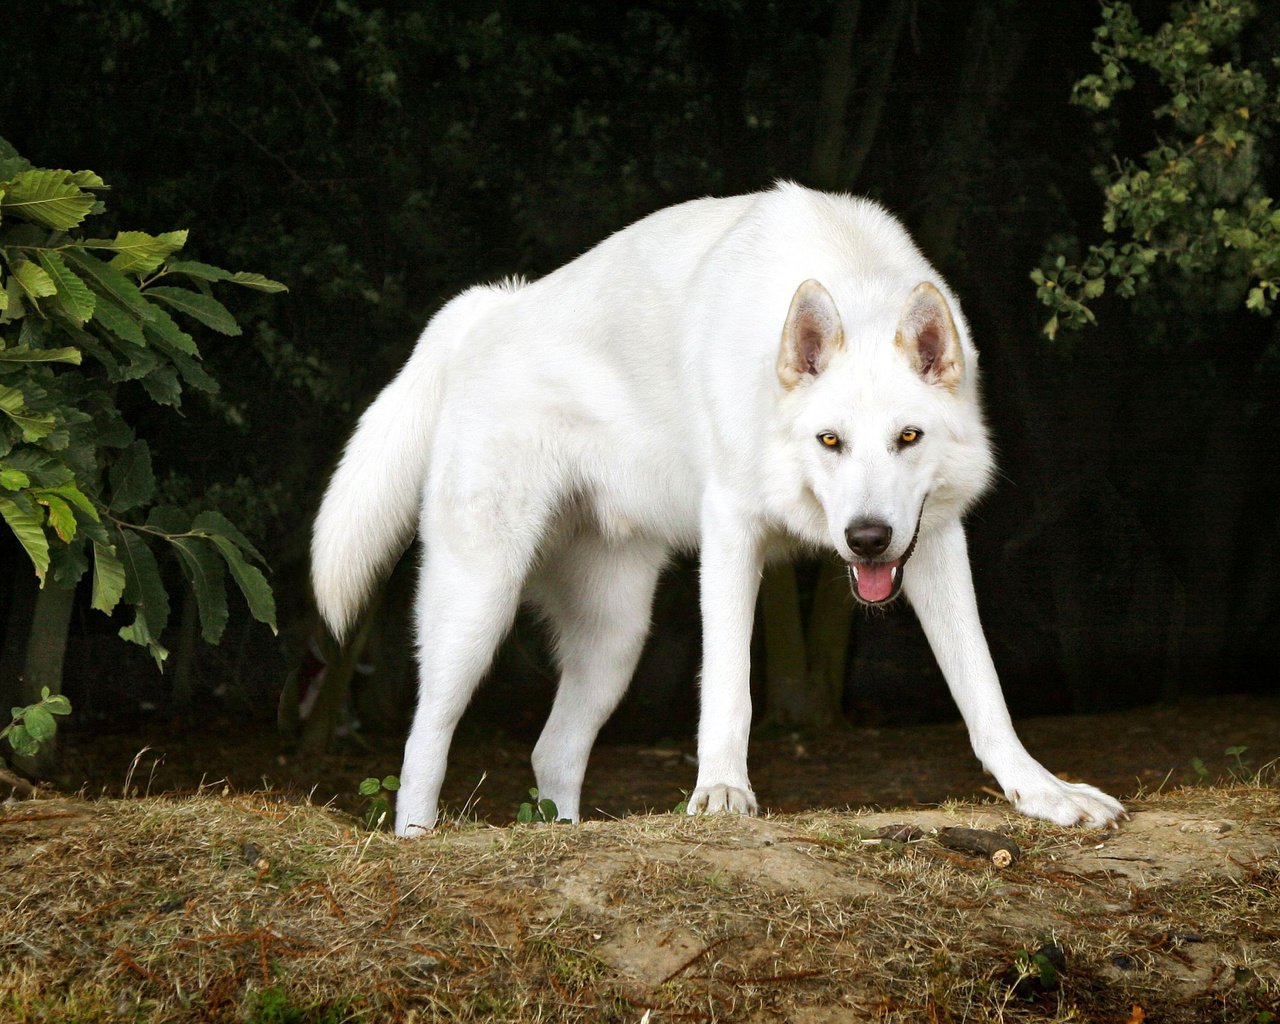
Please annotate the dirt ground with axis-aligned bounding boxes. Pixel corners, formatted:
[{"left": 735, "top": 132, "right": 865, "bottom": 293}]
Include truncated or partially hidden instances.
[
  {"left": 54, "top": 694, "right": 1280, "bottom": 825},
  {"left": 3, "top": 694, "right": 1278, "bottom": 1021},
  {"left": 2, "top": 770, "right": 1277, "bottom": 1022}
]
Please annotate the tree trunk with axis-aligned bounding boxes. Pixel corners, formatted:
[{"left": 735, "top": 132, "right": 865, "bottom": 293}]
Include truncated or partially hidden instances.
[
  {"left": 171, "top": 589, "right": 199, "bottom": 713},
  {"left": 297, "top": 588, "right": 383, "bottom": 755},
  {"left": 760, "top": 562, "right": 810, "bottom": 727},
  {"left": 808, "top": 0, "right": 862, "bottom": 190},
  {"left": 0, "top": 571, "right": 38, "bottom": 711},
  {"left": 11, "top": 582, "right": 76, "bottom": 777},
  {"left": 802, "top": 559, "right": 854, "bottom": 728}
]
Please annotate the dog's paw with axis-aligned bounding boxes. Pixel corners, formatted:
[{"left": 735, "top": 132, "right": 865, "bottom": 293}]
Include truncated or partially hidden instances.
[
  {"left": 1008, "top": 777, "right": 1126, "bottom": 829},
  {"left": 687, "top": 784, "right": 758, "bottom": 816}
]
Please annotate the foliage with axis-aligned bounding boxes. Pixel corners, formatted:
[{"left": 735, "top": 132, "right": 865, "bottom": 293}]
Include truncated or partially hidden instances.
[
  {"left": 2, "top": 687, "right": 70, "bottom": 760},
  {"left": 1033, "top": 0, "right": 1280, "bottom": 338},
  {"left": 245, "top": 986, "right": 364, "bottom": 1024},
  {"left": 516, "top": 787, "right": 562, "bottom": 825},
  {"left": 357, "top": 774, "right": 400, "bottom": 831},
  {"left": 0, "top": 139, "right": 281, "bottom": 666}
]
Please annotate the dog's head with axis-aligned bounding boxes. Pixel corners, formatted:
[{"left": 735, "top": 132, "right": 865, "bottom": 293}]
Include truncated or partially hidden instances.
[{"left": 776, "top": 278, "right": 992, "bottom": 605}]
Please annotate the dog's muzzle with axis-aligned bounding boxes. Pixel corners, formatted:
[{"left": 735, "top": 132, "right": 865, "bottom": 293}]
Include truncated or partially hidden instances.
[{"left": 846, "top": 502, "right": 925, "bottom": 605}]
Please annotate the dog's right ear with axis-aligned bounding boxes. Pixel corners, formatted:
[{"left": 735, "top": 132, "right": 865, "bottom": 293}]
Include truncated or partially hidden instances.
[{"left": 778, "top": 279, "right": 844, "bottom": 389}]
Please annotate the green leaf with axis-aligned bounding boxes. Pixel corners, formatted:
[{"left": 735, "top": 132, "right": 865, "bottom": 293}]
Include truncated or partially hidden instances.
[
  {"left": 45, "top": 481, "right": 98, "bottom": 521},
  {"left": 1, "top": 449, "right": 75, "bottom": 487},
  {"left": 22, "top": 705, "right": 57, "bottom": 742},
  {"left": 0, "top": 344, "right": 82, "bottom": 365},
  {"left": 0, "top": 169, "right": 96, "bottom": 229},
  {"left": 170, "top": 535, "right": 228, "bottom": 644},
  {"left": 142, "top": 301, "right": 198, "bottom": 355},
  {"left": 0, "top": 383, "right": 57, "bottom": 442},
  {"left": 47, "top": 535, "right": 86, "bottom": 587},
  {"left": 116, "top": 528, "right": 170, "bottom": 666},
  {"left": 358, "top": 778, "right": 381, "bottom": 797},
  {"left": 0, "top": 136, "right": 32, "bottom": 179},
  {"left": 109, "top": 440, "right": 156, "bottom": 513},
  {"left": 208, "top": 534, "right": 277, "bottom": 634},
  {"left": 66, "top": 170, "right": 105, "bottom": 189},
  {"left": 90, "top": 293, "right": 147, "bottom": 347},
  {"left": 193, "top": 509, "right": 265, "bottom": 562},
  {"left": 2, "top": 275, "right": 26, "bottom": 321},
  {"left": 165, "top": 260, "right": 233, "bottom": 283},
  {"left": 140, "top": 364, "right": 183, "bottom": 407},
  {"left": 157, "top": 345, "right": 218, "bottom": 394},
  {"left": 228, "top": 271, "right": 288, "bottom": 293},
  {"left": 147, "top": 286, "right": 242, "bottom": 336},
  {"left": 6, "top": 723, "right": 36, "bottom": 757},
  {"left": 0, "top": 492, "right": 49, "bottom": 581},
  {"left": 36, "top": 492, "right": 76, "bottom": 542},
  {"left": 84, "top": 230, "right": 188, "bottom": 274},
  {"left": 38, "top": 251, "right": 96, "bottom": 324},
  {"left": 12, "top": 259, "right": 57, "bottom": 300},
  {"left": 91, "top": 539, "right": 127, "bottom": 613},
  {"left": 0, "top": 467, "right": 30, "bottom": 489},
  {"left": 62, "top": 250, "right": 156, "bottom": 322},
  {"left": 44, "top": 693, "right": 72, "bottom": 715}
]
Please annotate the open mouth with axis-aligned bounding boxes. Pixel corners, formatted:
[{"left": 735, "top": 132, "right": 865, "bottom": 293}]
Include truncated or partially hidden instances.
[{"left": 846, "top": 504, "right": 924, "bottom": 605}]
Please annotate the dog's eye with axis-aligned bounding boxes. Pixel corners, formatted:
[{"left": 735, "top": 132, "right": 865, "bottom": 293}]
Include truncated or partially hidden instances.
[
  {"left": 817, "top": 431, "right": 842, "bottom": 450},
  {"left": 898, "top": 427, "right": 922, "bottom": 446}
]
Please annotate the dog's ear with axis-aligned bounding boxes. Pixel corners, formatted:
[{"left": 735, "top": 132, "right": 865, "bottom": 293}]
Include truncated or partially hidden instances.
[
  {"left": 778, "top": 279, "right": 844, "bottom": 389},
  {"left": 897, "top": 282, "right": 964, "bottom": 390}
]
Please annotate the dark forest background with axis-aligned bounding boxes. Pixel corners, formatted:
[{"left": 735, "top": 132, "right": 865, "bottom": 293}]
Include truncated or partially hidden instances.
[{"left": 1, "top": 0, "right": 1277, "bottom": 763}]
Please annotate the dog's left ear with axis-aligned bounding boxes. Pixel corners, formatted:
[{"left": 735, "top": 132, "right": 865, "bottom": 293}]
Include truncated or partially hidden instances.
[
  {"left": 778, "top": 279, "right": 844, "bottom": 389},
  {"left": 897, "top": 282, "right": 964, "bottom": 391}
]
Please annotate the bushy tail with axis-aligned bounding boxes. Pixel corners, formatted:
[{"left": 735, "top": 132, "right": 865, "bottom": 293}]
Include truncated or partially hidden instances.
[{"left": 311, "top": 285, "right": 503, "bottom": 640}]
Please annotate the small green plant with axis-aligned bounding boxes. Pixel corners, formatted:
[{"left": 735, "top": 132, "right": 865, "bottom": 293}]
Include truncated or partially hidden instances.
[
  {"left": 245, "top": 985, "right": 363, "bottom": 1024},
  {"left": 2, "top": 687, "right": 71, "bottom": 760},
  {"left": 516, "top": 787, "right": 560, "bottom": 824},
  {"left": 357, "top": 774, "right": 399, "bottom": 831},
  {"left": 1225, "top": 744, "right": 1252, "bottom": 780},
  {"left": 1006, "top": 943, "right": 1065, "bottom": 998},
  {"left": 1191, "top": 745, "right": 1254, "bottom": 784}
]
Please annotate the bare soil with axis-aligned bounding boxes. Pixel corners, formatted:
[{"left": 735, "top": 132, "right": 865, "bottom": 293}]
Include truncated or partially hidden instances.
[{"left": 54, "top": 694, "right": 1280, "bottom": 825}]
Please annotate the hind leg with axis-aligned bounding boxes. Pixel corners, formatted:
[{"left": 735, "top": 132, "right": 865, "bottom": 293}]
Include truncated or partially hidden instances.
[
  {"left": 396, "top": 476, "right": 551, "bottom": 837},
  {"left": 528, "top": 537, "right": 665, "bottom": 822}
]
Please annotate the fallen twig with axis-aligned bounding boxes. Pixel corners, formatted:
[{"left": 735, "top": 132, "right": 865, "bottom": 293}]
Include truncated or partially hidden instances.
[{"left": 935, "top": 827, "right": 1020, "bottom": 867}]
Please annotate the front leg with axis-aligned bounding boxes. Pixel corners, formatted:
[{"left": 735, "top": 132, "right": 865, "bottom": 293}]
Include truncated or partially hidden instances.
[
  {"left": 687, "top": 488, "right": 763, "bottom": 816},
  {"left": 904, "top": 518, "right": 1125, "bottom": 828}
]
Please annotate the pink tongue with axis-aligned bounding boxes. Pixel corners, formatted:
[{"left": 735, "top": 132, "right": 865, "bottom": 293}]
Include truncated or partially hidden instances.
[{"left": 857, "top": 562, "right": 895, "bottom": 602}]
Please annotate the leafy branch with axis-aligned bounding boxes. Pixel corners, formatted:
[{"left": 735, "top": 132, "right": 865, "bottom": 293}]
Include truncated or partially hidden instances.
[
  {"left": 1033, "top": 0, "right": 1280, "bottom": 338},
  {"left": 0, "top": 138, "right": 284, "bottom": 667},
  {"left": 3, "top": 688, "right": 72, "bottom": 760}
]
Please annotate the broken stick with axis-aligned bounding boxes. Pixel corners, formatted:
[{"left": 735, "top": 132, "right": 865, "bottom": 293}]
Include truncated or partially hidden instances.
[{"left": 935, "top": 827, "right": 1020, "bottom": 867}]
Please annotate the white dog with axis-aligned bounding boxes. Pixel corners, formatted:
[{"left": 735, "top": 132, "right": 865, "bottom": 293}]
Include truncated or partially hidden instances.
[{"left": 312, "top": 182, "right": 1125, "bottom": 836}]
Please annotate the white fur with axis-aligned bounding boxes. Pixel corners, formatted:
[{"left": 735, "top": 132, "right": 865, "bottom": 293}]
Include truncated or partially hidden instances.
[{"left": 311, "top": 182, "right": 1125, "bottom": 835}]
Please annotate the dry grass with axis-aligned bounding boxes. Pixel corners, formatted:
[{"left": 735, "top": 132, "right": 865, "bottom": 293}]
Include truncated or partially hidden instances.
[{"left": 2, "top": 779, "right": 1277, "bottom": 1023}]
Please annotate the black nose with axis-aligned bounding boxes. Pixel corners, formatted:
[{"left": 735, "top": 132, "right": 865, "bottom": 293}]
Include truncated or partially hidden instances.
[{"left": 846, "top": 520, "right": 892, "bottom": 559}]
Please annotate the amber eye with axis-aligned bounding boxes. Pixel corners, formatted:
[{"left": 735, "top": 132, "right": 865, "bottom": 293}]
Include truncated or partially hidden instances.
[
  {"left": 899, "top": 427, "right": 922, "bottom": 445},
  {"left": 817, "top": 431, "right": 842, "bottom": 449}
]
